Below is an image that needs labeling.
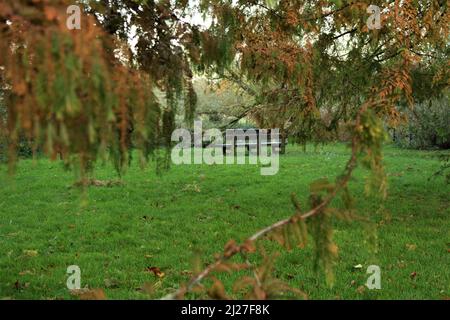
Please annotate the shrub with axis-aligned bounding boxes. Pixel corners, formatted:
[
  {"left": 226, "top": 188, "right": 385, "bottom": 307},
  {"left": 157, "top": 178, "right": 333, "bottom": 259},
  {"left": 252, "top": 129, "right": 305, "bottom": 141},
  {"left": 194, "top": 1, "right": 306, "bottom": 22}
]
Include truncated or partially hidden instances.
[
  {"left": 0, "top": 92, "right": 36, "bottom": 161},
  {"left": 392, "top": 97, "right": 450, "bottom": 150}
]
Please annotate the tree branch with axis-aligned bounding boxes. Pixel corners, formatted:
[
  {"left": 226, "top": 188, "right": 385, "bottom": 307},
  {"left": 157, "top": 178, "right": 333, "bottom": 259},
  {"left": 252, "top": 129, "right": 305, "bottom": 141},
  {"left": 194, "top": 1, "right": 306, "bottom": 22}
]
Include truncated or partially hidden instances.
[{"left": 161, "top": 102, "right": 368, "bottom": 300}]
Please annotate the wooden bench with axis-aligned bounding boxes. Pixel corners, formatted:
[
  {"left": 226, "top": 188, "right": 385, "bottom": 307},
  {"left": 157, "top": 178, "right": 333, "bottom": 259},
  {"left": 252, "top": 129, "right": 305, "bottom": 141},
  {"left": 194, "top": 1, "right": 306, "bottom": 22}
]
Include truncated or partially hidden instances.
[{"left": 202, "top": 129, "right": 284, "bottom": 155}]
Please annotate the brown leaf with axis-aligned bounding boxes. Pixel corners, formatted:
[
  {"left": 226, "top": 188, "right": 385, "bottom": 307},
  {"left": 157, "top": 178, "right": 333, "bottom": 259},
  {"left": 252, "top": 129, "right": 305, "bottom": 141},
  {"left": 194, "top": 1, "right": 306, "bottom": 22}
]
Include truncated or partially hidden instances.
[
  {"left": 356, "top": 285, "right": 366, "bottom": 294},
  {"left": 104, "top": 278, "right": 119, "bottom": 289},
  {"left": 72, "top": 288, "right": 106, "bottom": 300},
  {"left": 180, "top": 270, "right": 193, "bottom": 276},
  {"left": 224, "top": 239, "right": 238, "bottom": 257},
  {"left": 208, "top": 278, "right": 229, "bottom": 300},
  {"left": 140, "top": 282, "right": 155, "bottom": 295},
  {"left": 241, "top": 240, "right": 256, "bottom": 253},
  {"left": 23, "top": 250, "right": 38, "bottom": 257},
  {"left": 146, "top": 267, "right": 165, "bottom": 278},
  {"left": 253, "top": 285, "right": 267, "bottom": 300}
]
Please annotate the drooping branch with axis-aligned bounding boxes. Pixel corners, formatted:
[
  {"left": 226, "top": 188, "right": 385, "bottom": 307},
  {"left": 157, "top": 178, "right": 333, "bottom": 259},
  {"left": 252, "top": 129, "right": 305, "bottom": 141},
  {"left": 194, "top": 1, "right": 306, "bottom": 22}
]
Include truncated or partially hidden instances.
[{"left": 161, "top": 102, "right": 368, "bottom": 300}]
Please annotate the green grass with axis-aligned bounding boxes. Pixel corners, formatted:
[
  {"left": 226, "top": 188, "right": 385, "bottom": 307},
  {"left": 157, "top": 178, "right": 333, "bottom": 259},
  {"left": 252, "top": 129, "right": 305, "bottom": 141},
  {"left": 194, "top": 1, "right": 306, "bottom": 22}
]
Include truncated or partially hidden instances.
[{"left": 0, "top": 144, "right": 449, "bottom": 299}]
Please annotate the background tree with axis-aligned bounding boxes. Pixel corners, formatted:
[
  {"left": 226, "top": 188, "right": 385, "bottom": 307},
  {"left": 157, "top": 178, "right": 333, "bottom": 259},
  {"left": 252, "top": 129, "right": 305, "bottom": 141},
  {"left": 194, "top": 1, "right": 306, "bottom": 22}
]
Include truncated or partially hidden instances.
[{"left": 193, "top": 77, "right": 256, "bottom": 128}]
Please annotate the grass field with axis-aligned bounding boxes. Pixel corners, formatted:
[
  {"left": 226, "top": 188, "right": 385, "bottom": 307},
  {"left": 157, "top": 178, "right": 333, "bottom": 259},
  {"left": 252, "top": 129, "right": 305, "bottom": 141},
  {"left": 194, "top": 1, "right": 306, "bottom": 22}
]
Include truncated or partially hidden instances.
[{"left": 0, "top": 143, "right": 449, "bottom": 300}]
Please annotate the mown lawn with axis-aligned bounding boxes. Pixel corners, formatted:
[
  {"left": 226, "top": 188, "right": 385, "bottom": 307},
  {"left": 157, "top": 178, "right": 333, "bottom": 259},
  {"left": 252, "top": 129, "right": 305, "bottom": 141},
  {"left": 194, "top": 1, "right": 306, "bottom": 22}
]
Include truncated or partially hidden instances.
[{"left": 0, "top": 144, "right": 449, "bottom": 300}]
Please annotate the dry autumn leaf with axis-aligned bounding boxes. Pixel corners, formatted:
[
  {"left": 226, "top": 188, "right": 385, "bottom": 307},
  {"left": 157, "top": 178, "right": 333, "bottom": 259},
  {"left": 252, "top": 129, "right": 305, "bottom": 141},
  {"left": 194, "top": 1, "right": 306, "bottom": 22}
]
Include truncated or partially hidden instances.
[
  {"left": 356, "top": 285, "right": 366, "bottom": 294},
  {"left": 146, "top": 267, "right": 165, "bottom": 278},
  {"left": 23, "top": 250, "right": 38, "bottom": 257},
  {"left": 19, "top": 270, "right": 34, "bottom": 276},
  {"left": 71, "top": 288, "right": 106, "bottom": 300}
]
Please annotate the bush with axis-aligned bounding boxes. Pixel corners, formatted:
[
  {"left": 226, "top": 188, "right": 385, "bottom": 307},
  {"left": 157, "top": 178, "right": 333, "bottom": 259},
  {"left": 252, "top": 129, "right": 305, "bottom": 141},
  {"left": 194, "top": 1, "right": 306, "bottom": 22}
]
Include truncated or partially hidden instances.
[
  {"left": 392, "top": 97, "right": 450, "bottom": 150},
  {"left": 0, "top": 90, "right": 37, "bottom": 161}
]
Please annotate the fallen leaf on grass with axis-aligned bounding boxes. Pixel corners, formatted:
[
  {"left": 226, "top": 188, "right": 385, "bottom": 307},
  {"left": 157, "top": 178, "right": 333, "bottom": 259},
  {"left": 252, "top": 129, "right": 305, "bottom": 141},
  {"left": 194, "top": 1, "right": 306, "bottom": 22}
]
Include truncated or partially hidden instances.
[
  {"left": 406, "top": 244, "right": 417, "bottom": 251},
  {"left": 181, "top": 270, "right": 193, "bottom": 276},
  {"left": 140, "top": 282, "right": 156, "bottom": 295},
  {"left": 7, "top": 232, "right": 20, "bottom": 237},
  {"left": 182, "top": 183, "right": 201, "bottom": 193},
  {"left": 14, "top": 280, "right": 29, "bottom": 290},
  {"left": 71, "top": 288, "right": 106, "bottom": 300},
  {"left": 19, "top": 270, "right": 34, "bottom": 276},
  {"left": 23, "top": 250, "right": 38, "bottom": 257},
  {"left": 146, "top": 267, "right": 165, "bottom": 278},
  {"left": 104, "top": 279, "right": 119, "bottom": 289},
  {"left": 73, "top": 179, "right": 123, "bottom": 188},
  {"left": 389, "top": 172, "right": 404, "bottom": 177},
  {"left": 356, "top": 285, "right": 366, "bottom": 294}
]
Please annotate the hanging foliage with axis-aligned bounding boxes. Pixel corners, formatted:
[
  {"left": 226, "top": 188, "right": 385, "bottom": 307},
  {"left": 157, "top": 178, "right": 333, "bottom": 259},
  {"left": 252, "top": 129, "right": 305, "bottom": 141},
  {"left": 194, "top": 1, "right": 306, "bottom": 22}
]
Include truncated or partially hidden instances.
[{"left": 0, "top": 0, "right": 198, "bottom": 179}]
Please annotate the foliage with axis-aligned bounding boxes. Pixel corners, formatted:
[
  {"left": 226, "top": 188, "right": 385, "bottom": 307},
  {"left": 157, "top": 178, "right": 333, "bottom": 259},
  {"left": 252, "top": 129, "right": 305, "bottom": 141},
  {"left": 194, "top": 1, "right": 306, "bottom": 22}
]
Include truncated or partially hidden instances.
[
  {"left": 193, "top": 77, "right": 256, "bottom": 128},
  {"left": 431, "top": 153, "right": 450, "bottom": 183},
  {"left": 0, "top": 0, "right": 198, "bottom": 177},
  {"left": 393, "top": 96, "right": 450, "bottom": 150}
]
